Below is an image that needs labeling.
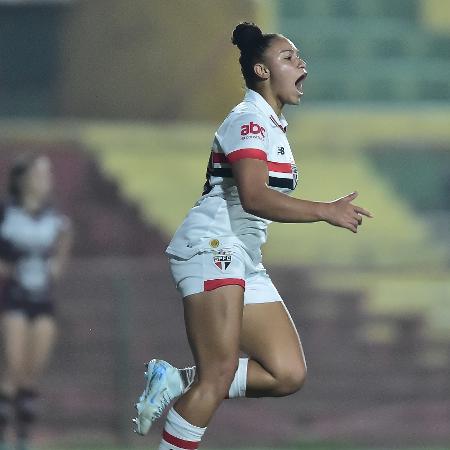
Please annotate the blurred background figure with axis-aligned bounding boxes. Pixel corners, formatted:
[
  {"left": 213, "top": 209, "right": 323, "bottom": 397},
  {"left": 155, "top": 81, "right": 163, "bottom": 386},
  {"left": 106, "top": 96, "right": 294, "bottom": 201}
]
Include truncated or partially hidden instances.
[
  {"left": 0, "top": 1, "right": 449, "bottom": 450},
  {"left": 0, "top": 155, "right": 72, "bottom": 450}
]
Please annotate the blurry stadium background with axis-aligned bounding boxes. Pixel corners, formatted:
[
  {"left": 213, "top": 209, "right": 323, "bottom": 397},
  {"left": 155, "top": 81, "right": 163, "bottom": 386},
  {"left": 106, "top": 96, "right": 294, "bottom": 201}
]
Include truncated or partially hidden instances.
[{"left": 0, "top": 0, "right": 449, "bottom": 449}]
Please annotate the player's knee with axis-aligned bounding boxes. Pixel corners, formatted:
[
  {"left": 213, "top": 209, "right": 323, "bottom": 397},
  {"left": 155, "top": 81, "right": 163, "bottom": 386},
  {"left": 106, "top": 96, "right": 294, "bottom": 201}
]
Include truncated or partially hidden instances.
[
  {"left": 197, "top": 358, "right": 238, "bottom": 398},
  {"left": 275, "top": 364, "right": 307, "bottom": 396},
  {"left": 209, "top": 358, "right": 238, "bottom": 388}
]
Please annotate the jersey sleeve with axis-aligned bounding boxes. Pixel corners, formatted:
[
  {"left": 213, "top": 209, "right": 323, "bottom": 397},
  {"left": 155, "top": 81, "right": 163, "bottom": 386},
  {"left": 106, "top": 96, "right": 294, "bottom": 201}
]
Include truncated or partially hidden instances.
[{"left": 216, "top": 112, "right": 269, "bottom": 163}]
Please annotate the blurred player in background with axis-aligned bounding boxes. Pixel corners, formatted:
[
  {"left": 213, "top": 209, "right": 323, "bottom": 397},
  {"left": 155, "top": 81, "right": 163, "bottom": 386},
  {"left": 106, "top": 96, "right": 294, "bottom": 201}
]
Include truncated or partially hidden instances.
[
  {"left": 0, "top": 154, "right": 72, "bottom": 450},
  {"left": 133, "top": 22, "right": 372, "bottom": 449}
]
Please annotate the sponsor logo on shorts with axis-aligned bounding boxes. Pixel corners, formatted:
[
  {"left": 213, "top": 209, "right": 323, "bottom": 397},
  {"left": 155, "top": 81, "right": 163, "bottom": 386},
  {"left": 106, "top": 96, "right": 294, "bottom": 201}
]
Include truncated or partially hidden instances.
[{"left": 213, "top": 251, "right": 232, "bottom": 271}]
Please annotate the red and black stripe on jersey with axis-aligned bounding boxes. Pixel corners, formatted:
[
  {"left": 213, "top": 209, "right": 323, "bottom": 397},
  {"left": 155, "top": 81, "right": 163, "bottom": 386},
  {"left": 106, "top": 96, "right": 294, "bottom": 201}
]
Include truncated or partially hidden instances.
[{"left": 202, "top": 148, "right": 298, "bottom": 195}]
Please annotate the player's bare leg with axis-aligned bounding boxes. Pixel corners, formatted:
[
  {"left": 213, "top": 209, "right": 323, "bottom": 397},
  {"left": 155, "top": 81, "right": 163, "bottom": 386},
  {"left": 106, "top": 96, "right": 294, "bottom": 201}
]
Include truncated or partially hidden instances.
[
  {"left": 174, "top": 285, "right": 244, "bottom": 425},
  {"left": 240, "top": 301, "right": 307, "bottom": 397},
  {"left": 0, "top": 313, "right": 28, "bottom": 449},
  {"left": 23, "top": 317, "right": 57, "bottom": 388},
  {"left": 133, "top": 285, "right": 243, "bottom": 435},
  {"left": 165, "top": 300, "right": 307, "bottom": 399},
  {"left": 174, "top": 300, "right": 307, "bottom": 399},
  {"left": 14, "top": 316, "right": 57, "bottom": 449},
  {"left": 132, "top": 295, "right": 305, "bottom": 445},
  {"left": 0, "top": 314, "right": 55, "bottom": 450},
  {"left": 153, "top": 285, "right": 244, "bottom": 449},
  {"left": 0, "top": 313, "right": 28, "bottom": 395}
]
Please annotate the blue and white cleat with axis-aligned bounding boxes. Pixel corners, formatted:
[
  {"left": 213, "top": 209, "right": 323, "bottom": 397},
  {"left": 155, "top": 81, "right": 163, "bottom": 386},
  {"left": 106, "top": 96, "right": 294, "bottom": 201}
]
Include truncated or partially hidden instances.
[{"left": 132, "top": 359, "right": 184, "bottom": 436}]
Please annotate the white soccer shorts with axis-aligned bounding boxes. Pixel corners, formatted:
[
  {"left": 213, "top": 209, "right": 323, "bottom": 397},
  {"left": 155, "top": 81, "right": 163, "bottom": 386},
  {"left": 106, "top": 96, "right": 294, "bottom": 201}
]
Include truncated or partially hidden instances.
[{"left": 168, "top": 245, "right": 282, "bottom": 304}]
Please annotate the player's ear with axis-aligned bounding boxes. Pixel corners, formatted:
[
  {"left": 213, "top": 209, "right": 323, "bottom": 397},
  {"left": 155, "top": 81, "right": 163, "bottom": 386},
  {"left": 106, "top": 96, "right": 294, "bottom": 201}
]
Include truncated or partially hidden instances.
[{"left": 254, "top": 63, "right": 270, "bottom": 81}]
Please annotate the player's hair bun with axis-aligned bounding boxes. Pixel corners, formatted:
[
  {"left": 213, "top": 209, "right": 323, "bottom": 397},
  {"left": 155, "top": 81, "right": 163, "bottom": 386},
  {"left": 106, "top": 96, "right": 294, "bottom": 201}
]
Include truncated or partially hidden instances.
[
  {"left": 231, "top": 22, "right": 277, "bottom": 87},
  {"left": 231, "top": 22, "right": 263, "bottom": 52}
]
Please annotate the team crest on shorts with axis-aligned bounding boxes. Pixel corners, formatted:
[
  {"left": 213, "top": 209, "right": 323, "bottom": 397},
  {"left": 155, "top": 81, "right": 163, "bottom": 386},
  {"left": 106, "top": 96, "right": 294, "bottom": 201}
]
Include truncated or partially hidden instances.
[{"left": 213, "top": 250, "right": 232, "bottom": 271}]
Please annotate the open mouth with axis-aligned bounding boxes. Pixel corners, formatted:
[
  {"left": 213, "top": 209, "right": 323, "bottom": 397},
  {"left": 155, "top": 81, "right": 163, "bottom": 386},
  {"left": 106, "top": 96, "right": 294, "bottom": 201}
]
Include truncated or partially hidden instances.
[{"left": 295, "top": 72, "right": 308, "bottom": 95}]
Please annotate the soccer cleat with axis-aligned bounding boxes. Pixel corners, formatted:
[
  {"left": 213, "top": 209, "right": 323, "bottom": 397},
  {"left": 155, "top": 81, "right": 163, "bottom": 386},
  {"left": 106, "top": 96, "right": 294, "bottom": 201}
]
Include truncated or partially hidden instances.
[
  {"left": 179, "top": 365, "right": 196, "bottom": 392},
  {"left": 132, "top": 359, "right": 183, "bottom": 436}
]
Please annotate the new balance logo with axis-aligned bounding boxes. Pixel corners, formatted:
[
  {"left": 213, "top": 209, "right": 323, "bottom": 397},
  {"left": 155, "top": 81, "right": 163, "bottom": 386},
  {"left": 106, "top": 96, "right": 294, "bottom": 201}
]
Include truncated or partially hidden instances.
[{"left": 241, "top": 122, "right": 266, "bottom": 138}]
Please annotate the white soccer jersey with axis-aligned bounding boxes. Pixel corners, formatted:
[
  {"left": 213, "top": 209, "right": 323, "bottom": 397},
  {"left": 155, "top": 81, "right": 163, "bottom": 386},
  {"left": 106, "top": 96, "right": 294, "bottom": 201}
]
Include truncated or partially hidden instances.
[
  {"left": 0, "top": 203, "right": 68, "bottom": 294},
  {"left": 166, "top": 89, "right": 299, "bottom": 260}
]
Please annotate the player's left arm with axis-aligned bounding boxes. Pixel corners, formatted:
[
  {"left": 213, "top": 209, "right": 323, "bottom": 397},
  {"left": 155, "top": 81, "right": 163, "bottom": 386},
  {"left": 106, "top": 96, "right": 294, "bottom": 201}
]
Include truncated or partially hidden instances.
[{"left": 49, "top": 218, "right": 73, "bottom": 281}]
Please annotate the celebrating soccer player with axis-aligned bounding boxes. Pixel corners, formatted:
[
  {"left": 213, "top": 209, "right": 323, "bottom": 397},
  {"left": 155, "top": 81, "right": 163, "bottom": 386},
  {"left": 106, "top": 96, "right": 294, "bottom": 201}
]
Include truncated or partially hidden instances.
[{"left": 133, "top": 22, "right": 372, "bottom": 449}]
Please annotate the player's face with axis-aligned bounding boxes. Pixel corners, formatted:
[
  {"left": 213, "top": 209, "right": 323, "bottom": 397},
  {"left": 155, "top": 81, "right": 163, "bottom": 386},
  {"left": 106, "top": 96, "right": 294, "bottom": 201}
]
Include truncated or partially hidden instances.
[
  {"left": 24, "top": 156, "right": 53, "bottom": 203},
  {"left": 263, "top": 36, "right": 307, "bottom": 107}
]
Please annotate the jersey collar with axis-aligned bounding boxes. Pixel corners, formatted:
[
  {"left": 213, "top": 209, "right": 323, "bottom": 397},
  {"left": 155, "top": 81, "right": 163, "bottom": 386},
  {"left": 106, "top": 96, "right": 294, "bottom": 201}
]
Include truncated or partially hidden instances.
[{"left": 244, "top": 89, "right": 288, "bottom": 133}]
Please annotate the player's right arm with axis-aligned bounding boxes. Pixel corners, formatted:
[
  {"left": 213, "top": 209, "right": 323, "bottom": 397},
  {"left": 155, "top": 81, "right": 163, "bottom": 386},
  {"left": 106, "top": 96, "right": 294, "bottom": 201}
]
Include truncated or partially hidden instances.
[{"left": 232, "top": 157, "right": 373, "bottom": 234}]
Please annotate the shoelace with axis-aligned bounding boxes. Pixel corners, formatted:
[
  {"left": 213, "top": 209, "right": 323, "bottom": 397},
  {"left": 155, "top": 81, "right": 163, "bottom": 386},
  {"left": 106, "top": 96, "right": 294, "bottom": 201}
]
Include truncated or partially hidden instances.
[{"left": 154, "top": 389, "right": 171, "bottom": 419}]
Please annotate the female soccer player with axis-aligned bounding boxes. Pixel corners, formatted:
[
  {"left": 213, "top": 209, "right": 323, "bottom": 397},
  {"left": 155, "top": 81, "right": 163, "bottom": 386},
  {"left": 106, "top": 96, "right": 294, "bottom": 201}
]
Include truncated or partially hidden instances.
[
  {"left": 0, "top": 154, "right": 72, "bottom": 450},
  {"left": 133, "top": 22, "right": 372, "bottom": 449}
]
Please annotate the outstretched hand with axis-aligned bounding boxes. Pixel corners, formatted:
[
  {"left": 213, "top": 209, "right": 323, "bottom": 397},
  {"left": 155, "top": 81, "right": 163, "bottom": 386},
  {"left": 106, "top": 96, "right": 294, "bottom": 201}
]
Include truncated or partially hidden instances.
[{"left": 324, "top": 191, "right": 373, "bottom": 233}]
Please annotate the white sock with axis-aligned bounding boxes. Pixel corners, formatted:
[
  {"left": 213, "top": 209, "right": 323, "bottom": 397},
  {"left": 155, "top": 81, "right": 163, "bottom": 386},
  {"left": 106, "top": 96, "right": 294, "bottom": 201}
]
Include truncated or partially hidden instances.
[
  {"left": 158, "top": 407, "right": 206, "bottom": 450},
  {"left": 227, "top": 358, "right": 248, "bottom": 399}
]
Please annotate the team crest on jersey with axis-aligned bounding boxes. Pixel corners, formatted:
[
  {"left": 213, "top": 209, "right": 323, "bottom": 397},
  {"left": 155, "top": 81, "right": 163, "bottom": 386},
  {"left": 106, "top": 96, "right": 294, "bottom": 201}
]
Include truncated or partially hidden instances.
[
  {"left": 209, "top": 238, "right": 220, "bottom": 248},
  {"left": 213, "top": 250, "right": 232, "bottom": 271}
]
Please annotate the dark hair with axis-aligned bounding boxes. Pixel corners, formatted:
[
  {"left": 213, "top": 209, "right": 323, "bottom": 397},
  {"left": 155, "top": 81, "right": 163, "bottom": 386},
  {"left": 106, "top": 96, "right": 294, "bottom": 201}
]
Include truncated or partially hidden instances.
[
  {"left": 8, "top": 153, "right": 40, "bottom": 203},
  {"left": 231, "top": 22, "right": 278, "bottom": 87}
]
